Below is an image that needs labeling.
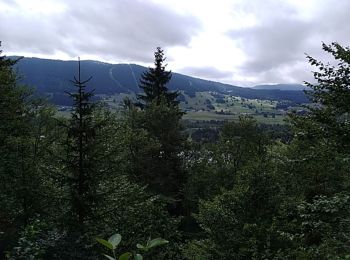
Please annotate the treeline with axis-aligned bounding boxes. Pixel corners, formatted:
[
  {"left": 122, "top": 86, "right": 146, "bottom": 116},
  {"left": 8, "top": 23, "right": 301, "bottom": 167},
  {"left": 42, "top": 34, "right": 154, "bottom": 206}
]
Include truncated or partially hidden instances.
[{"left": 1, "top": 42, "right": 350, "bottom": 259}]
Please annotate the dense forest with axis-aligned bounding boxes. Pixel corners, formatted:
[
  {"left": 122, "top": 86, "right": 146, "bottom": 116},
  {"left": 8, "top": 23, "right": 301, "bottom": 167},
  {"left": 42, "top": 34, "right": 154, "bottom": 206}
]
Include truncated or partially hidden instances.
[
  {"left": 1, "top": 42, "right": 350, "bottom": 259},
  {"left": 12, "top": 57, "right": 308, "bottom": 105}
]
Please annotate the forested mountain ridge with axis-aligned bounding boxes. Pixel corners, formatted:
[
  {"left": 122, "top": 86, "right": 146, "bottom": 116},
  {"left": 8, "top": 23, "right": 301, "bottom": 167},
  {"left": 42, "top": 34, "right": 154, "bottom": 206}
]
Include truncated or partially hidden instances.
[{"left": 13, "top": 57, "right": 308, "bottom": 104}]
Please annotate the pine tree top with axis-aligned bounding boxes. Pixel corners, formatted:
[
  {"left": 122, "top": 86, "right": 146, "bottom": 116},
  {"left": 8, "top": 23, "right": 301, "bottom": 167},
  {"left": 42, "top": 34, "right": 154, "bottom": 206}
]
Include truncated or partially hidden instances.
[{"left": 138, "top": 47, "right": 179, "bottom": 107}]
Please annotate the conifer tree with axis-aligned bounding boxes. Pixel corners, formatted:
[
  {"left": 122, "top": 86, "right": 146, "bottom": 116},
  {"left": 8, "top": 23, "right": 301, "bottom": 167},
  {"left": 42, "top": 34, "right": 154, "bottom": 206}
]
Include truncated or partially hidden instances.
[
  {"left": 130, "top": 48, "right": 185, "bottom": 215},
  {"left": 62, "top": 58, "right": 99, "bottom": 228},
  {"left": 138, "top": 47, "right": 179, "bottom": 106},
  {"left": 0, "top": 43, "right": 55, "bottom": 257}
]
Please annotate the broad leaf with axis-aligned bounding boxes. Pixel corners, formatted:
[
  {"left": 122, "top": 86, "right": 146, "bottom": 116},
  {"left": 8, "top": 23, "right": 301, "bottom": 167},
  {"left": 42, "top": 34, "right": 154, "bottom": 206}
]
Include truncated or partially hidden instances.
[
  {"left": 108, "top": 233, "right": 122, "bottom": 249},
  {"left": 118, "top": 252, "right": 132, "bottom": 260},
  {"left": 103, "top": 254, "right": 115, "bottom": 260},
  {"left": 96, "top": 238, "right": 113, "bottom": 250},
  {"left": 134, "top": 253, "right": 143, "bottom": 260},
  {"left": 147, "top": 238, "right": 169, "bottom": 248}
]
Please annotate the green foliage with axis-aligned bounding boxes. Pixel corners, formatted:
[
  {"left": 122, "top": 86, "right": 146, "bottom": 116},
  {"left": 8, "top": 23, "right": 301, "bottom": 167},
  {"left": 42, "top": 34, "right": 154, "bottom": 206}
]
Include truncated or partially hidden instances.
[
  {"left": 140, "top": 97, "right": 185, "bottom": 198},
  {"left": 298, "top": 42, "right": 350, "bottom": 152},
  {"left": 284, "top": 43, "right": 350, "bottom": 202},
  {"left": 127, "top": 49, "right": 186, "bottom": 215},
  {"left": 272, "top": 193, "right": 350, "bottom": 259},
  {"left": 6, "top": 220, "right": 46, "bottom": 260},
  {"left": 3, "top": 41, "right": 350, "bottom": 259},
  {"left": 0, "top": 43, "right": 57, "bottom": 257},
  {"left": 183, "top": 41, "right": 350, "bottom": 257},
  {"left": 62, "top": 62, "right": 98, "bottom": 227},
  {"left": 138, "top": 47, "right": 179, "bottom": 107},
  {"left": 185, "top": 116, "right": 268, "bottom": 210},
  {"left": 185, "top": 146, "right": 281, "bottom": 259},
  {"left": 98, "top": 175, "right": 182, "bottom": 259},
  {"left": 272, "top": 42, "right": 350, "bottom": 259},
  {"left": 97, "top": 232, "right": 169, "bottom": 260}
]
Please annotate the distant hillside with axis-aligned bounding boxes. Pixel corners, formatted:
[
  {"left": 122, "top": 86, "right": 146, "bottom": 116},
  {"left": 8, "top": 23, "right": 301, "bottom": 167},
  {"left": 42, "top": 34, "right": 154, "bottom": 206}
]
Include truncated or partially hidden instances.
[
  {"left": 13, "top": 57, "right": 309, "bottom": 105},
  {"left": 253, "top": 84, "right": 307, "bottom": 91}
]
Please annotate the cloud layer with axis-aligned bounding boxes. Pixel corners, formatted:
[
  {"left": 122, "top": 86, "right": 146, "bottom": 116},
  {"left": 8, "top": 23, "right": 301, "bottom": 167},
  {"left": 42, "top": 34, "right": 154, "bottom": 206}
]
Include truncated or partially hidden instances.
[
  {"left": 227, "top": 0, "right": 350, "bottom": 84},
  {"left": 0, "top": 0, "right": 201, "bottom": 62}
]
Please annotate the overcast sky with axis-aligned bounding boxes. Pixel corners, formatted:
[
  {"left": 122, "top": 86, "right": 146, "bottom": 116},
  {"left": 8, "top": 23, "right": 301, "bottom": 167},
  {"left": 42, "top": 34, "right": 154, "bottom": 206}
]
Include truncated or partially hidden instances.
[{"left": 1, "top": 0, "right": 349, "bottom": 86}]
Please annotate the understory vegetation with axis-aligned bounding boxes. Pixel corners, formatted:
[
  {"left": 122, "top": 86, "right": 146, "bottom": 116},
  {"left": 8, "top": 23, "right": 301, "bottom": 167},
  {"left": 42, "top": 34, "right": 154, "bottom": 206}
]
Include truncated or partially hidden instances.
[{"left": 1, "top": 42, "right": 350, "bottom": 259}]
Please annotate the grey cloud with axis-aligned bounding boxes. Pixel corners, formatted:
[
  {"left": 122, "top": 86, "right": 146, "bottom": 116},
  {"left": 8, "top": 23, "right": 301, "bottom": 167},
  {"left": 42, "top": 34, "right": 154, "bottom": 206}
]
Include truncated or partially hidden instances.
[
  {"left": 227, "top": 0, "right": 350, "bottom": 84},
  {"left": 179, "top": 66, "right": 233, "bottom": 80},
  {"left": 249, "top": 64, "right": 313, "bottom": 86},
  {"left": 229, "top": 18, "right": 312, "bottom": 73},
  {"left": 0, "top": 0, "right": 201, "bottom": 62}
]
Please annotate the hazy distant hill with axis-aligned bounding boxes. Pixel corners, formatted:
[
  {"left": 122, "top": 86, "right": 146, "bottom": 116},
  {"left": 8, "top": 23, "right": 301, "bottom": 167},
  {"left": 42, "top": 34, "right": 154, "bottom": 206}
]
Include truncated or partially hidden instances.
[
  {"left": 13, "top": 57, "right": 308, "bottom": 105},
  {"left": 252, "top": 84, "right": 307, "bottom": 91}
]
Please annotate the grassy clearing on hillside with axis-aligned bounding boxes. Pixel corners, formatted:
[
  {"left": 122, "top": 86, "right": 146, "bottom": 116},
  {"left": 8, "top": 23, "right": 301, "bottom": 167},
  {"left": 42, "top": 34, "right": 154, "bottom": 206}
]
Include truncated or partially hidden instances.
[
  {"left": 183, "top": 111, "right": 285, "bottom": 124},
  {"left": 58, "top": 91, "right": 292, "bottom": 124},
  {"left": 180, "top": 92, "right": 287, "bottom": 124}
]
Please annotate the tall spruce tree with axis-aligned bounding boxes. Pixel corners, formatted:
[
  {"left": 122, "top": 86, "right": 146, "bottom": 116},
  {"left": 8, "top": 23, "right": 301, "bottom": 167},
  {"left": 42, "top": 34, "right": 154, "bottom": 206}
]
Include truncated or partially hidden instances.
[
  {"left": 138, "top": 47, "right": 179, "bottom": 106},
  {"left": 46, "top": 58, "right": 107, "bottom": 259},
  {"left": 129, "top": 48, "right": 185, "bottom": 215},
  {"left": 62, "top": 58, "right": 99, "bottom": 228}
]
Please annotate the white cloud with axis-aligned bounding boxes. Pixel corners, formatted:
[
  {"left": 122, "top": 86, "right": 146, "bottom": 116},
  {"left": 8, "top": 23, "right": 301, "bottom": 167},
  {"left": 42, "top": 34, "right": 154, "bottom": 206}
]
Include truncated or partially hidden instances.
[{"left": 1, "top": 0, "right": 201, "bottom": 62}]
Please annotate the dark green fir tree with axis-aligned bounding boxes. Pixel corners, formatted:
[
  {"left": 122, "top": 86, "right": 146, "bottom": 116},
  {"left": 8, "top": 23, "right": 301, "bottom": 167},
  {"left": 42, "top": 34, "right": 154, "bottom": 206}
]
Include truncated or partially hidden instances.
[
  {"left": 138, "top": 47, "right": 179, "bottom": 106},
  {"left": 64, "top": 58, "right": 98, "bottom": 228},
  {"left": 128, "top": 48, "right": 186, "bottom": 215}
]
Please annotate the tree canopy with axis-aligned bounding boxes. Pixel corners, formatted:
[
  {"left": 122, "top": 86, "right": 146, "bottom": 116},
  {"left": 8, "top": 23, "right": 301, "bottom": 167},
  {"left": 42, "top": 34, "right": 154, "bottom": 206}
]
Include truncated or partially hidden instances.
[{"left": 138, "top": 47, "right": 179, "bottom": 107}]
